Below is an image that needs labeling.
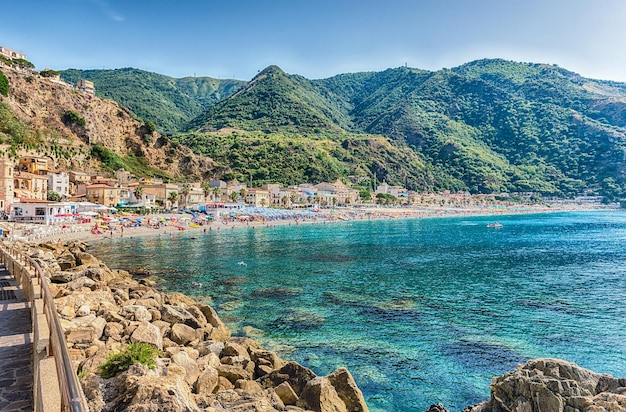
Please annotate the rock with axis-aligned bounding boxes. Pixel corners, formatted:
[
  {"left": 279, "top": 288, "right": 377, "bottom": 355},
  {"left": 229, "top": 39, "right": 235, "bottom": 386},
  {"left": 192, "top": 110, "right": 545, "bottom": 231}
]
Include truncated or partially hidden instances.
[
  {"left": 110, "top": 363, "right": 201, "bottom": 412},
  {"left": 235, "top": 379, "right": 264, "bottom": 393},
  {"left": 275, "top": 381, "right": 299, "bottom": 405},
  {"left": 51, "top": 270, "right": 80, "bottom": 283},
  {"left": 217, "top": 364, "right": 254, "bottom": 383},
  {"left": 160, "top": 304, "right": 202, "bottom": 328},
  {"left": 171, "top": 351, "right": 201, "bottom": 386},
  {"left": 258, "top": 361, "right": 317, "bottom": 396},
  {"left": 170, "top": 323, "right": 198, "bottom": 346},
  {"left": 66, "top": 276, "right": 96, "bottom": 291},
  {"left": 298, "top": 376, "right": 347, "bottom": 412},
  {"left": 74, "top": 251, "right": 100, "bottom": 267},
  {"left": 472, "top": 358, "right": 626, "bottom": 412},
  {"left": 327, "top": 367, "right": 369, "bottom": 412},
  {"left": 217, "top": 376, "right": 235, "bottom": 392},
  {"left": 130, "top": 321, "right": 163, "bottom": 350},
  {"left": 167, "top": 292, "right": 198, "bottom": 307},
  {"left": 221, "top": 341, "right": 250, "bottom": 359},
  {"left": 76, "top": 305, "right": 91, "bottom": 317},
  {"left": 426, "top": 403, "right": 449, "bottom": 412},
  {"left": 198, "top": 304, "right": 231, "bottom": 341},
  {"left": 194, "top": 366, "right": 219, "bottom": 394},
  {"left": 121, "top": 305, "right": 153, "bottom": 322},
  {"left": 104, "top": 322, "right": 124, "bottom": 341}
]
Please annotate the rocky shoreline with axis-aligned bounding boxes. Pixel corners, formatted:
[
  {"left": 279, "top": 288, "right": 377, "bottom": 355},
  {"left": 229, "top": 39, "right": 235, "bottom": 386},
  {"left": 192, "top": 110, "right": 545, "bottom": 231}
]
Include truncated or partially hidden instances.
[
  {"left": 19, "top": 239, "right": 626, "bottom": 412},
  {"left": 26, "top": 239, "right": 369, "bottom": 412}
]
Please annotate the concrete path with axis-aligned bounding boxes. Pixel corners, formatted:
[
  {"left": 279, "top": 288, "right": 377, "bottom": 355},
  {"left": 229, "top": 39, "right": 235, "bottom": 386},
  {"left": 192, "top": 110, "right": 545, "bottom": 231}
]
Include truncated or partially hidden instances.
[{"left": 0, "top": 265, "right": 33, "bottom": 412}]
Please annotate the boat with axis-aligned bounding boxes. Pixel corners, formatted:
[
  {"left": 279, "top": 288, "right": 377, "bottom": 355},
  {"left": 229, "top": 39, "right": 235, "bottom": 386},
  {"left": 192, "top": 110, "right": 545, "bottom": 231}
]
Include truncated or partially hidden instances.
[{"left": 486, "top": 222, "right": 503, "bottom": 228}]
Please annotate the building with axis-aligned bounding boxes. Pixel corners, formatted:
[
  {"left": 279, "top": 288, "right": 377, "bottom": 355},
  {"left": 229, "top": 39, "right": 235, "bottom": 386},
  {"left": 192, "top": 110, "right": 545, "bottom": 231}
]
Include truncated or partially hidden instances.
[
  {"left": 10, "top": 200, "right": 78, "bottom": 225},
  {"left": 47, "top": 172, "right": 70, "bottom": 199},
  {"left": 77, "top": 79, "right": 95, "bottom": 96},
  {"left": 244, "top": 188, "right": 270, "bottom": 207},
  {"left": 14, "top": 171, "right": 48, "bottom": 201},
  {"left": 0, "top": 159, "right": 15, "bottom": 212},
  {"left": 85, "top": 183, "right": 120, "bottom": 207},
  {"left": 0, "top": 46, "right": 27, "bottom": 61},
  {"left": 18, "top": 156, "right": 53, "bottom": 175}
]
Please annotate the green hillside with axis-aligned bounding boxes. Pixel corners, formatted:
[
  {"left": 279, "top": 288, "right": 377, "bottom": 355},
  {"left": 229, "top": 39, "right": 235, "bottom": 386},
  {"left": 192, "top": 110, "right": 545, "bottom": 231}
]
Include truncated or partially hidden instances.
[
  {"left": 60, "top": 68, "right": 244, "bottom": 131},
  {"left": 61, "top": 60, "right": 626, "bottom": 199},
  {"left": 186, "top": 60, "right": 626, "bottom": 198}
]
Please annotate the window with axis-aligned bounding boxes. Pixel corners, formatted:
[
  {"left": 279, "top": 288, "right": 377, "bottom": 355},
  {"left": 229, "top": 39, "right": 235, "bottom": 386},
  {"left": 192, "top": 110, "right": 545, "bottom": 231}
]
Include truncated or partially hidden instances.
[{"left": 35, "top": 208, "right": 45, "bottom": 216}]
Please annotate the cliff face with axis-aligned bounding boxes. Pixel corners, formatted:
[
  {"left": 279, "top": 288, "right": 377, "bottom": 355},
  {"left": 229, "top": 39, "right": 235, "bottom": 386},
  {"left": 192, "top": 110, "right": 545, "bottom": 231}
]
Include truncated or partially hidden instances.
[{"left": 0, "top": 65, "right": 223, "bottom": 180}]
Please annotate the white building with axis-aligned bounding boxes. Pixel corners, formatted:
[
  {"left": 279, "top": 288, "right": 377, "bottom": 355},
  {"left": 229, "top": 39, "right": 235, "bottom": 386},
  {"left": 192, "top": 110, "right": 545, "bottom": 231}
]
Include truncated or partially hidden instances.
[
  {"left": 47, "top": 172, "right": 70, "bottom": 199},
  {"left": 11, "top": 200, "right": 78, "bottom": 225}
]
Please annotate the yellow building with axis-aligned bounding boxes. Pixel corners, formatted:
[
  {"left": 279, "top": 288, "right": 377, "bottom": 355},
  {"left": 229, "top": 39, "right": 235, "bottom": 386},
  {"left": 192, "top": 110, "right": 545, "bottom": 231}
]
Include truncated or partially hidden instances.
[
  {"left": 14, "top": 171, "right": 48, "bottom": 200},
  {"left": 244, "top": 188, "right": 270, "bottom": 207},
  {"left": 86, "top": 183, "right": 120, "bottom": 207},
  {"left": 18, "top": 156, "right": 53, "bottom": 175}
]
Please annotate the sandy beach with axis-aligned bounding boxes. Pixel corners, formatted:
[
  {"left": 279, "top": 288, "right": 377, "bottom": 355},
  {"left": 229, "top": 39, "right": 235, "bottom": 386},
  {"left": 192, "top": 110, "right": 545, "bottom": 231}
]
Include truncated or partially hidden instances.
[{"left": 1, "top": 202, "right": 609, "bottom": 245}]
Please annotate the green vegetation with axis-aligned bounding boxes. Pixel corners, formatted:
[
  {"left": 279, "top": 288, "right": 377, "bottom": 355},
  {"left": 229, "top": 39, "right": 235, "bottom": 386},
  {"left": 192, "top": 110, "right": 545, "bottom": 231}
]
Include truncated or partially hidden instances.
[
  {"left": 47, "top": 191, "right": 61, "bottom": 201},
  {"left": 60, "top": 68, "right": 244, "bottom": 131},
  {"left": 56, "top": 60, "right": 626, "bottom": 198},
  {"left": 62, "top": 110, "right": 86, "bottom": 127},
  {"left": 0, "top": 70, "right": 8, "bottom": 97},
  {"left": 40, "top": 69, "right": 60, "bottom": 78},
  {"left": 12, "top": 58, "right": 35, "bottom": 70},
  {"left": 90, "top": 144, "right": 172, "bottom": 180},
  {"left": 99, "top": 343, "right": 160, "bottom": 379}
]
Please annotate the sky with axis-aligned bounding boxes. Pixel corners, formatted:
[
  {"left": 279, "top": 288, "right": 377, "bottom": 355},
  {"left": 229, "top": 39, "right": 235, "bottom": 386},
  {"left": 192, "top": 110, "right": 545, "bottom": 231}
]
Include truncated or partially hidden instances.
[{"left": 3, "top": 0, "right": 626, "bottom": 82}]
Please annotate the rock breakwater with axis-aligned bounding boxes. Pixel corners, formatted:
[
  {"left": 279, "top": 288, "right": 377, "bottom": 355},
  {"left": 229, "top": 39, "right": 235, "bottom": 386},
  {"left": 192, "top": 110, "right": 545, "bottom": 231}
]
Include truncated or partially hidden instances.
[{"left": 25, "top": 240, "right": 369, "bottom": 412}]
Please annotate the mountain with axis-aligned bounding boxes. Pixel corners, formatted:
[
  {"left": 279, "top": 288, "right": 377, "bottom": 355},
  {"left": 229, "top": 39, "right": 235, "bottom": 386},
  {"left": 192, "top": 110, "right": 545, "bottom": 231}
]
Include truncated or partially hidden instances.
[
  {"left": 0, "top": 65, "right": 225, "bottom": 181},
  {"left": 184, "top": 60, "right": 626, "bottom": 198},
  {"left": 60, "top": 68, "right": 244, "bottom": 132}
]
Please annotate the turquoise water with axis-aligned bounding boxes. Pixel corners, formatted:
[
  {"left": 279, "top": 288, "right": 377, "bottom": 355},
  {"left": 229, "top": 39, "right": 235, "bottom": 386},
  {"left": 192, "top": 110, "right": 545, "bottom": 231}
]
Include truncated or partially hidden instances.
[{"left": 89, "top": 211, "right": 626, "bottom": 411}]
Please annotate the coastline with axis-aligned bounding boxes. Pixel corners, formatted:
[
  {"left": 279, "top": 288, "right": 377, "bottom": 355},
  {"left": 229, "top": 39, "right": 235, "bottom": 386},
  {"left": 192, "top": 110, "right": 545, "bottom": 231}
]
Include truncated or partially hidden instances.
[{"left": 4, "top": 203, "right": 612, "bottom": 245}]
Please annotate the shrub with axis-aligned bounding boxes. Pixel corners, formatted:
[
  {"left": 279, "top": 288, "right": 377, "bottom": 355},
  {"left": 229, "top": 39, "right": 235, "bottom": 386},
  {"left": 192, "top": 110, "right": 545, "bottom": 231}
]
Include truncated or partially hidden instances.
[
  {"left": 99, "top": 342, "right": 160, "bottom": 378},
  {"left": 62, "top": 110, "right": 86, "bottom": 127},
  {"left": 0, "top": 70, "right": 8, "bottom": 97}
]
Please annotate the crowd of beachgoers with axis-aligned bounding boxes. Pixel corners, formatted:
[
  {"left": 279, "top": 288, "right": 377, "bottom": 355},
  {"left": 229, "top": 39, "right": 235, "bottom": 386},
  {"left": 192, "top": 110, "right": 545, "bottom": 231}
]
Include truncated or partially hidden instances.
[{"left": 0, "top": 201, "right": 611, "bottom": 245}]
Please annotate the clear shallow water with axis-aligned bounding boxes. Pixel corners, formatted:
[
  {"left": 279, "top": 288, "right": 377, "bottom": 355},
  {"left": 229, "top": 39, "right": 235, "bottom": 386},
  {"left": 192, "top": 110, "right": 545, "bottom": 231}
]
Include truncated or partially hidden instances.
[{"left": 89, "top": 211, "right": 626, "bottom": 411}]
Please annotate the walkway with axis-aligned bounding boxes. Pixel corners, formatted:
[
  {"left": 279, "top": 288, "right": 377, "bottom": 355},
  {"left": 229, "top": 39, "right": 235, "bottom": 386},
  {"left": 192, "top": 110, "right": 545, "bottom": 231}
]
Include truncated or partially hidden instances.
[{"left": 0, "top": 264, "right": 33, "bottom": 411}]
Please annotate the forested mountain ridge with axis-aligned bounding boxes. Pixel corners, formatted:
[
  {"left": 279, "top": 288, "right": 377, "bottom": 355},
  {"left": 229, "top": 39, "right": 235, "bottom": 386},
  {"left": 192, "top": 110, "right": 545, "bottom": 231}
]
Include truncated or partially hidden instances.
[
  {"left": 186, "top": 59, "right": 626, "bottom": 198},
  {"left": 60, "top": 68, "right": 245, "bottom": 131},
  {"left": 60, "top": 59, "right": 626, "bottom": 199}
]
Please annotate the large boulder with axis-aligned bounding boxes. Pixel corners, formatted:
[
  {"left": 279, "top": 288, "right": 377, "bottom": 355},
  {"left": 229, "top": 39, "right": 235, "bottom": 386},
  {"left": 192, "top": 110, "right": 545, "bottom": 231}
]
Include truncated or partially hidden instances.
[
  {"left": 130, "top": 322, "right": 163, "bottom": 350},
  {"left": 327, "top": 367, "right": 369, "bottom": 412},
  {"left": 298, "top": 376, "right": 347, "bottom": 412},
  {"left": 258, "top": 361, "right": 317, "bottom": 396},
  {"left": 468, "top": 358, "right": 626, "bottom": 412}
]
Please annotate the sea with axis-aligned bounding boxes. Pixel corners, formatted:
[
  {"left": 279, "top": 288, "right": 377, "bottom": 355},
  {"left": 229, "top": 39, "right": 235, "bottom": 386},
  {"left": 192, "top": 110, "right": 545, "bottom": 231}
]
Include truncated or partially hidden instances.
[{"left": 88, "top": 210, "right": 626, "bottom": 412}]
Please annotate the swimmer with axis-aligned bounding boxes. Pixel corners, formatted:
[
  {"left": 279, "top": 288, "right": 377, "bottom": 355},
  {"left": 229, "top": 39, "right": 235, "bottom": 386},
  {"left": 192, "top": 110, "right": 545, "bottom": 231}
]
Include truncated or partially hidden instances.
[{"left": 238, "top": 261, "right": 247, "bottom": 266}]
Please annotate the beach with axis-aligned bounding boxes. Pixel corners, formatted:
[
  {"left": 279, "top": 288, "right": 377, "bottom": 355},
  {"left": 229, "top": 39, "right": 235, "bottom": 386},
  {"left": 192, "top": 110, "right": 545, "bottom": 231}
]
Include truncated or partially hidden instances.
[{"left": 0, "top": 202, "right": 608, "bottom": 245}]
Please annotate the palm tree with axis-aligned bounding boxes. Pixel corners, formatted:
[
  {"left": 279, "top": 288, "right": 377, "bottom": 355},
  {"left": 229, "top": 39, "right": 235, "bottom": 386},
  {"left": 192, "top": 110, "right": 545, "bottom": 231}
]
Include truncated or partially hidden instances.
[
  {"left": 230, "top": 191, "right": 239, "bottom": 203},
  {"left": 239, "top": 188, "right": 247, "bottom": 199},
  {"left": 281, "top": 195, "right": 289, "bottom": 207},
  {"left": 290, "top": 194, "right": 297, "bottom": 206},
  {"left": 180, "top": 184, "right": 191, "bottom": 209},
  {"left": 260, "top": 198, "right": 267, "bottom": 207},
  {"left": 167, "top": 191, "right": 179, "bottom": 210},
  {"left": 134, "top": 185, "right": 144, "bottom": 204},
  {"left": 201, "top": 182, "right": 211, "bottom": 202},
  {"left": 211, "top": 187, "right": 221, "bottom": 202}
]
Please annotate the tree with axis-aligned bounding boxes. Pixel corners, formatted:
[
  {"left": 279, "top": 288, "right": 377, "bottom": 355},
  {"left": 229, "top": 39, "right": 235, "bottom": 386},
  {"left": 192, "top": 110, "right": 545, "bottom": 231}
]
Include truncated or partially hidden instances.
[
  {"left": 211, "top": 187, "right": 221, "bottom": 202},
  {"left": 281, "top": 195, "right": 289, "bottom": 207},
  {"left": 134, "top": 185, "right": 144, "bottom": 203},
  {"left": 167, "top": 191, "right": 178, "bottom": 209},
  {"left": 0, "top": 70, "right": 8, "bottom": 97},
  {"left": 47, "top": 190, "right": 61, "bottom": 202},
  {"left": 290, "top": 194, "right": 297, "bottom": 205},
  {"left": 230, "top": 191, "right": 239, "bottom": 203},
  {"left": 239, "top": 188, "right": 247, "bottom": 199},
  {"left": 201, "top": 182, "right": 211, "bottom": 201},
  {"left": 180, "top": 184, "right": 191, "bottom": 208},
  {"left": 260, "top": 198, "right": 267, "bottom": 207}
]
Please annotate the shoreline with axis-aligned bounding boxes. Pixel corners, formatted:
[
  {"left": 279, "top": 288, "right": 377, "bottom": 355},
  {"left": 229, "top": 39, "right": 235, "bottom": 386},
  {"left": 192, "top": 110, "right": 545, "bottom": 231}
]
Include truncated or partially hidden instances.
[{"left": 3, "top": 203, "right": 615, "bottom": 245}]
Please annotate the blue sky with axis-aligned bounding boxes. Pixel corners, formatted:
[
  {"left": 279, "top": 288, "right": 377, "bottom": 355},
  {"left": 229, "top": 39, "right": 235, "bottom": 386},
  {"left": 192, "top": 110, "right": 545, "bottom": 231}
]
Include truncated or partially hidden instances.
[{"left": 3, "top": 0, "right": 626, "bottom": 81}]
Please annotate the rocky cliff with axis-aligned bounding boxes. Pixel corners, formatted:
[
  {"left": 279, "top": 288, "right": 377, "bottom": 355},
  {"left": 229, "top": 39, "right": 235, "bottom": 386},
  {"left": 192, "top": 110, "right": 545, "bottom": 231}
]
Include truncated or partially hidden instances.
[{"left": 0, "top": 65, "right": 224, "bottom": 180}]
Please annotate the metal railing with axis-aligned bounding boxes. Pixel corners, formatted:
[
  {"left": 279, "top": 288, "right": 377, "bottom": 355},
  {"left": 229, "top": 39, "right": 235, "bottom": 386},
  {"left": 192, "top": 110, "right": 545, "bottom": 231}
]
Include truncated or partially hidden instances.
[{"left": 0, "top": 241, "right": 89, "bottom": 412}]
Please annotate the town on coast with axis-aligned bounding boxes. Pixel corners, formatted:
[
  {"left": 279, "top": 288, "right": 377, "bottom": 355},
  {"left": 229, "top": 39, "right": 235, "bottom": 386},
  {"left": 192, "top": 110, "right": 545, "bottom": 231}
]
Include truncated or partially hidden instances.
[{"left": 0, "top": 155, "right": 614, "bottom": 243}]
